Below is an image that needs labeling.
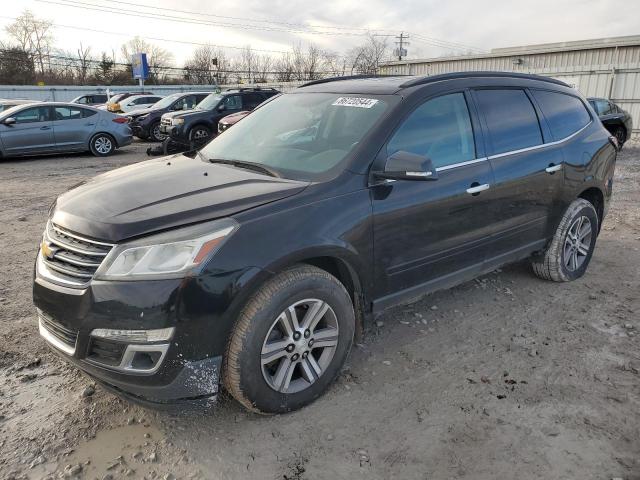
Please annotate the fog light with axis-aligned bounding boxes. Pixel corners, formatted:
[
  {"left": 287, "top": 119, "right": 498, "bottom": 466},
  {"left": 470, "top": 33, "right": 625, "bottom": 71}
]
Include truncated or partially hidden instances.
[{"left": 91, "top": 327, "right": 174, "bottom": 343}]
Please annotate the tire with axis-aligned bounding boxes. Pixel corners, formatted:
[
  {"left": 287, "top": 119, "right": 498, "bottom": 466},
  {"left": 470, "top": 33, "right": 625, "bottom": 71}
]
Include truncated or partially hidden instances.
[
  {"left": 89, "top": 133, "right": 115, "bottom": 157},
  {"left": 189, "top": 125, "right": 211, "bottom": 147},
  {"left": 613, "top": 126, "right": 626, "bottom": 148},
  {"left": 149, "top": 121, "right": 166, "bottom": 142},
  {"left": 223, "top": 265, "right": 355, "bottom": 414},
  {"left": 531, "top": 198, "right": 599, "bottom": 282}
]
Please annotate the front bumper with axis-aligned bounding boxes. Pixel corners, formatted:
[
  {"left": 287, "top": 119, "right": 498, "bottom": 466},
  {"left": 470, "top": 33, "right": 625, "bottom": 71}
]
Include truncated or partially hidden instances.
[{"left": 33, "top": 256, "right": 265, "bottom": 405}]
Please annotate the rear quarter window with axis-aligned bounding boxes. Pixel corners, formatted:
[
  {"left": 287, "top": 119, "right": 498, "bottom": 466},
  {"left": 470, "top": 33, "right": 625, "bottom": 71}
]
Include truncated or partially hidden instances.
[
  {"left": 531, "top": 90, "right": 591, "bottom": 141},
  {"left": 474, "top": 89, "right": 543, "bottom": 155}
]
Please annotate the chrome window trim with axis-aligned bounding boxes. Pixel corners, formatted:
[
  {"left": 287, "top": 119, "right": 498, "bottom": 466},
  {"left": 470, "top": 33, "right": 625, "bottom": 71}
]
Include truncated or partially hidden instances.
[
  {"left": 432, "top": 120, "right": 592, "bottom": 171},
  {"left": 488, "top": 121, "right": 592, "bottom": 160},
  {"left": 435, "top": 157, "right": 488, "bottom": 172}
]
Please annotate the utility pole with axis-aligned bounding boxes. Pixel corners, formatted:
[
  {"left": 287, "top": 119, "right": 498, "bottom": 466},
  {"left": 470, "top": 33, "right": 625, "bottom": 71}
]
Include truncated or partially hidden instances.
[{"left": 395, "top": 32, "right": 410, "bottom": 61}]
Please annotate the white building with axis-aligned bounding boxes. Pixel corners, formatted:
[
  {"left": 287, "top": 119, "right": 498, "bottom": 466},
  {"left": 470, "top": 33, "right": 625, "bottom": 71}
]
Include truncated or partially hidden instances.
[{"left": 379, "top": 35, "right": 640, "bottom": 137}]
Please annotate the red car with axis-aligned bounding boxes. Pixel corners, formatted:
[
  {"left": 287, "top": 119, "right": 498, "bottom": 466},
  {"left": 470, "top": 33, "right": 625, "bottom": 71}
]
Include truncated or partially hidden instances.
[{"left": 217, "top": 110, "right": 250, "bottom": 134}]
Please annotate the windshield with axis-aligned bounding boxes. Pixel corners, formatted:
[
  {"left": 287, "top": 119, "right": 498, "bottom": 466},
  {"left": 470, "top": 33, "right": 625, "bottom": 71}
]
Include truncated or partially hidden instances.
[
  {"left": 196, "top": 94, "right": 223, "bottom": 111},
  {"left": 200, "top": 92, "right": 390, "bottom": 180},
  {"left": 0, "top": 104, "right": 17, "bottom": 113},
  {"left": 152, "top": 93, "right": 184, "bottom": 110}
]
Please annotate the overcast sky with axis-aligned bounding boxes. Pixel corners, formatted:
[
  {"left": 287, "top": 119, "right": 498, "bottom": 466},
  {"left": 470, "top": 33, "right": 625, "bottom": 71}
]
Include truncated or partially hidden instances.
[{"left": 1, "top": 0, "right": 639, "bottom": 64}]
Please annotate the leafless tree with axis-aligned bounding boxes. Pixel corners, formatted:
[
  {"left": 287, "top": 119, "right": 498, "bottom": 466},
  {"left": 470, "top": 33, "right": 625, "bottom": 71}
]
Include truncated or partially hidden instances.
[
  {"left": 348, "top": 34, "right": 390, "bottom": 75},
  {"left": 4, "top": 10, "right": 54, "bottom": 76},
  {"left": 121, "top": 37, "right": 174, "bottom": 84},
  {"left": 75, "top": 43, "right": 92, "bottom": 85},
  {"left": 184, "top": 44, "right": 229, "bottom": 85}
]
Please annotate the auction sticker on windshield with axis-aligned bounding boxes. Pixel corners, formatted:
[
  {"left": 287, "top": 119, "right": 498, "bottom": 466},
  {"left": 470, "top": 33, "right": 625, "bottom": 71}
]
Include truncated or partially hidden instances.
[{"left": 332, "top": 97, "right": 379, "bottom": 108}]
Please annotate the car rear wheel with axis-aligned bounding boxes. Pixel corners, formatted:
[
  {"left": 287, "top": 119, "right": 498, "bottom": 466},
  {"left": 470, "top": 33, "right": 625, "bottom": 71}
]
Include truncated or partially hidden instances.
[
  {"left": 89, "top": 133, "right": 115, "bottom": 157},
  {"left": 223, "top": 265, "right": 355, "bottom": 414},
  {"left": 531, "top": 198, "right": 599, "bottom": 282},
  {"left": 613, "top": 126, "right": 626, "bottom": 147},
  {"left": 149, "top": 121, "right": 166, "bottom": 142}
]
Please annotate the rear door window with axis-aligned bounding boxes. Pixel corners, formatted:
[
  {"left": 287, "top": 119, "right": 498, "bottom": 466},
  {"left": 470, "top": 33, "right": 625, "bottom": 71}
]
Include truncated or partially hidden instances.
[
  {"left": 54, "top": 106, "right": 84, "bottom": 120},
  {"left": 474, "top": 89, "right": 542, "bottom": 155},
  {"left": 531, "top": 90, "right": 591, "bottom": 141},
  {"left": 244, "top": 93, "right": 264, "bottom": 110},
  {"left": 387, "top": 92, "right": 476, "bottom": 168}
]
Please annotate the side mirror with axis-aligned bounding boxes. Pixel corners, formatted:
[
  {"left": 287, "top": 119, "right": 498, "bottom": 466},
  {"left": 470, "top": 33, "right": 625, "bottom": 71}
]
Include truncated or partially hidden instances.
[
  {"left": 375, "top": 150, "right": 438, "bottom": 181},
  {"left": 2, "top": 117, "right": 16, "bottom": 126},
  {"left": 217, "top": 104, "right": 226, "bottom": 112}
]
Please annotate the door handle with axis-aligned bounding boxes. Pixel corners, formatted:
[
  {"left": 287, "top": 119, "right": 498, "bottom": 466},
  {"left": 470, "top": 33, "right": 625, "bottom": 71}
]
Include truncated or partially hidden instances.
[
  {"left": 85, "top": 123, "right": 95, "bottom": 126},
  {"left": 545, "top": 164, "right": 562, "bottom": 174},
  {"left": 40, "top": 126, "right": 51, "bottom": 130},
  {"left": 466, "top": 183, "right": 490, "bottom": 195}
]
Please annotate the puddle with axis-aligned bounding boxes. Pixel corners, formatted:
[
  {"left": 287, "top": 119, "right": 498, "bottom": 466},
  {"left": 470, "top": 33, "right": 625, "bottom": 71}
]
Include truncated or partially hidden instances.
[{"left": 30, "top": 423, "right": 166, "bottom": 478}]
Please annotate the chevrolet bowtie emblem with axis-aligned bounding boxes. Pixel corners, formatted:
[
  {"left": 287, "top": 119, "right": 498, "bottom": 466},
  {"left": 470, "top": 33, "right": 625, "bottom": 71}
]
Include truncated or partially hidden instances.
[{"left": 41, "top": 240, "right": 55, "bottom": 259}]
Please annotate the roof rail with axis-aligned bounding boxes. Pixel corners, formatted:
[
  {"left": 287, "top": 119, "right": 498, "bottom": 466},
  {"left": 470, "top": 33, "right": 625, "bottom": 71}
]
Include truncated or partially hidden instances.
[
  {"left": 224, "top": 86, "right": 279, "bottom": 92},
  {"left": 399, "top": 71, "right": 569, "bottom": 88},
  {"left": 300, "top": 75, "right": 384, "bottom": 88}
]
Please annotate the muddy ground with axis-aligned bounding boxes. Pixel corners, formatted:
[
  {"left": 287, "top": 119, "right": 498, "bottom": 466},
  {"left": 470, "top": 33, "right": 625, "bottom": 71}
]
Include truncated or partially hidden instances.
[{"left": 0, "top": 140, "right": 639, "bottom": 480}]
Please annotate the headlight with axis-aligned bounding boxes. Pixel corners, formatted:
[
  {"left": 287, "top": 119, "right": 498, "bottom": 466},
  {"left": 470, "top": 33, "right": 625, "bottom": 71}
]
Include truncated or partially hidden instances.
[
  {"left": 95, "top": 218, "right": 238, "bottom": 280},
  {"left": 137, "top": 114, "right": 148, "bottom": 121},
  {"left": 172, "top": 118, "right": 184, "bottom": 126}
]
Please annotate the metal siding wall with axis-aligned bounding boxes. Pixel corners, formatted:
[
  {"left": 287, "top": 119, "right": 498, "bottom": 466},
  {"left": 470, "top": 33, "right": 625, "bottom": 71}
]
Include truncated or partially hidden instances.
[{"left": 379, "top": 43, "right": 640, "bottom": 136}]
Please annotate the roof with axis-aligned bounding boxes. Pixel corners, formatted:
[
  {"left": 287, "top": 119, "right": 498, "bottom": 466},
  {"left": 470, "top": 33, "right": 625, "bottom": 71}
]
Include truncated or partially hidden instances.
[
  {"left": 297, "top": 71, "right": 568, "bottom": 94},
  {"left": 382, "top": 34, "right": 640, "bottom": 67}
]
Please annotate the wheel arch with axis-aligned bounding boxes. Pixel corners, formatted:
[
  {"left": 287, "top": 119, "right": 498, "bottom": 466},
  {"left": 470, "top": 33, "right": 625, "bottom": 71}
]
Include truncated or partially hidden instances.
[
  {"left": 578, "top": 187, "right": 604, "bottom": 231},
  {"left": 263, "top": 249, "right": 371, "bottom": 340}
]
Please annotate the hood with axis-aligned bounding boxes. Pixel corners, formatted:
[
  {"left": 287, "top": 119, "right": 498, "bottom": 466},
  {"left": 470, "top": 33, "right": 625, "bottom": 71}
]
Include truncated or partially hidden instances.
[
  {"left": 51, "top": 154, "right": 309, "bottom": 242},
  {"left": 128, "top": 107, "right": 164, "bottom": 118},
  {"left": 162, "top": 108, "right": 202, "bottom": 121},
  {"left": 220, "top": 111, "right": 250, "bottom": 125}
]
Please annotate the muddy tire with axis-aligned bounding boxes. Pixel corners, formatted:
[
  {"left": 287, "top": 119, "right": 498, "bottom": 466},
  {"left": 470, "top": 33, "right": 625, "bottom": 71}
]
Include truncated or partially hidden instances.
[
  {"left": 531, "top": 198, "right": 599, "bottom": 282},
  {"left": 223, "top": 265, "right": 355, "bottom": 414}
]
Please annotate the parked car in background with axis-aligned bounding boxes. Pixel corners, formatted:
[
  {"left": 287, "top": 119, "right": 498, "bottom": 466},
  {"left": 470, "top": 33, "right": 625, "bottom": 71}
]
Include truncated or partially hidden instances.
[
  {"left": 0, "top": 99, "right": 41, "bottom": 113},
  {"left": 0, "top": 102, "right": 132, "bottom": 157},
  {"left": 588, "top": 97, "right": 633, "bottom": 147},
  {"left": 217, "top": 110, "right": 250, "bottom": 134},
  {"left": 116, "top": 94, "right": 164, "bottom": 113},
  {"left": 105, "top": 92, "right": 152, "bottom": 113},
  {"left": 33, "top": 72, "right": 616, "bottom": 413},
  {"left": 126, "top": 92, "right": 211, "bottom": 142},
  {"left": 160, "top": 87, "right": 279, "bottom": 148},
  {"left": 71, "top": 94, "right": 109, "bottom": 106}
]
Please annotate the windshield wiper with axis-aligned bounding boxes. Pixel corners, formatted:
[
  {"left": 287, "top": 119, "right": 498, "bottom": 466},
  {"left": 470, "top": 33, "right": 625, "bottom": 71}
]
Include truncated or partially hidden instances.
[{"left": 208, "top": 158, "right": 281, "bottom": 178}]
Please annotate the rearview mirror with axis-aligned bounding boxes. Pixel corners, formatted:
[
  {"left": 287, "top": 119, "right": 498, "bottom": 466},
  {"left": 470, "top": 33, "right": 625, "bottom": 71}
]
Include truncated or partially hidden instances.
[
  {"left": 2, "top": 117, "right": 16, "bottom": 126},
  {"left": 375, "top": 150, "right": 438, "bottom": 181}
]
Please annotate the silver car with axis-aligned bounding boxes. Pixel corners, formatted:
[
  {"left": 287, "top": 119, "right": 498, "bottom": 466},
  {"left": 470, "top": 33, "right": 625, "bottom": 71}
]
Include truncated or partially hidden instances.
[{"left": 0, "top": 102, "right": 133, "bottom": 157}]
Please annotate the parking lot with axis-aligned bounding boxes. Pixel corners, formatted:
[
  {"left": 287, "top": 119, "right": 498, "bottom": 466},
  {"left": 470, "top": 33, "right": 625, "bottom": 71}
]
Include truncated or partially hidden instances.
[{"left": 1, "top": 139, "right": 639, "bottom": 479}]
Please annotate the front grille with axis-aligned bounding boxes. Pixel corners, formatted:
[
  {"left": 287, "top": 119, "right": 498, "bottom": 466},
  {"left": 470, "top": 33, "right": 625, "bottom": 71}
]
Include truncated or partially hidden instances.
[
  {"left": 39, "top": 310, "right": 78, "bottom": 350},
  {"left": 42, "top": 222, "right": 114, "bottom": 286},
  {"left": 88, "top": 337, "right": 127, "bottom": 366},
  {"left": 161, "top": 118, "right": 172, "bottom": 127}
]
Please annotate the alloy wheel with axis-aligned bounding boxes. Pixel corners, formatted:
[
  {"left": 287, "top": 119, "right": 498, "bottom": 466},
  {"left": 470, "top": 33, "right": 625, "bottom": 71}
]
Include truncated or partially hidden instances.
[
  {"left": 261, "top": 298, "right": 339, "bottom": 394},
  {"left": 193, "top": 129, "right": 209, "bottom": 141},
  {"left": 152, "top": 124, "right": 166, "bottom": 142},
  {"left": 564, "top": 215, "right": 592, "bottom": 271},
  {"left": 94, "top": 136, "right": 112, "bottom": 155}
]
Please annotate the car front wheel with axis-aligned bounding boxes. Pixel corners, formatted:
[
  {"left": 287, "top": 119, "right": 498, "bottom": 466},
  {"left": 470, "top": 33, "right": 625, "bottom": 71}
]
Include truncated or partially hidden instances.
[
  {"left": 531, "top": 198, "right": 599, "bottom": 282},
  {"left": 149, "top": 121, "right": 166, "bottom": 142},
  {"left": 223, "top": 265, "right": 355, "bottom": 414},
  {"left": 89, "top": 133, "right": 115, "bottom": 157}
]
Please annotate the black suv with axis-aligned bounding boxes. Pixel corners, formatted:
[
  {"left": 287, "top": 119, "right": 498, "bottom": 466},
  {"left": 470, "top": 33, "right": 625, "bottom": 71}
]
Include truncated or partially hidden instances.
[
  {"left": 160, "top": 87, "right": 279, "bottom": 147},
  {"left": 587, "top": 97, "right": 633, "bottom": 147},
  {"left": 33, "top": 72, "right": 616, "bottom": 414},
  {"left": 126, "top": 92, "right": 211, "bottom": 142}
]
